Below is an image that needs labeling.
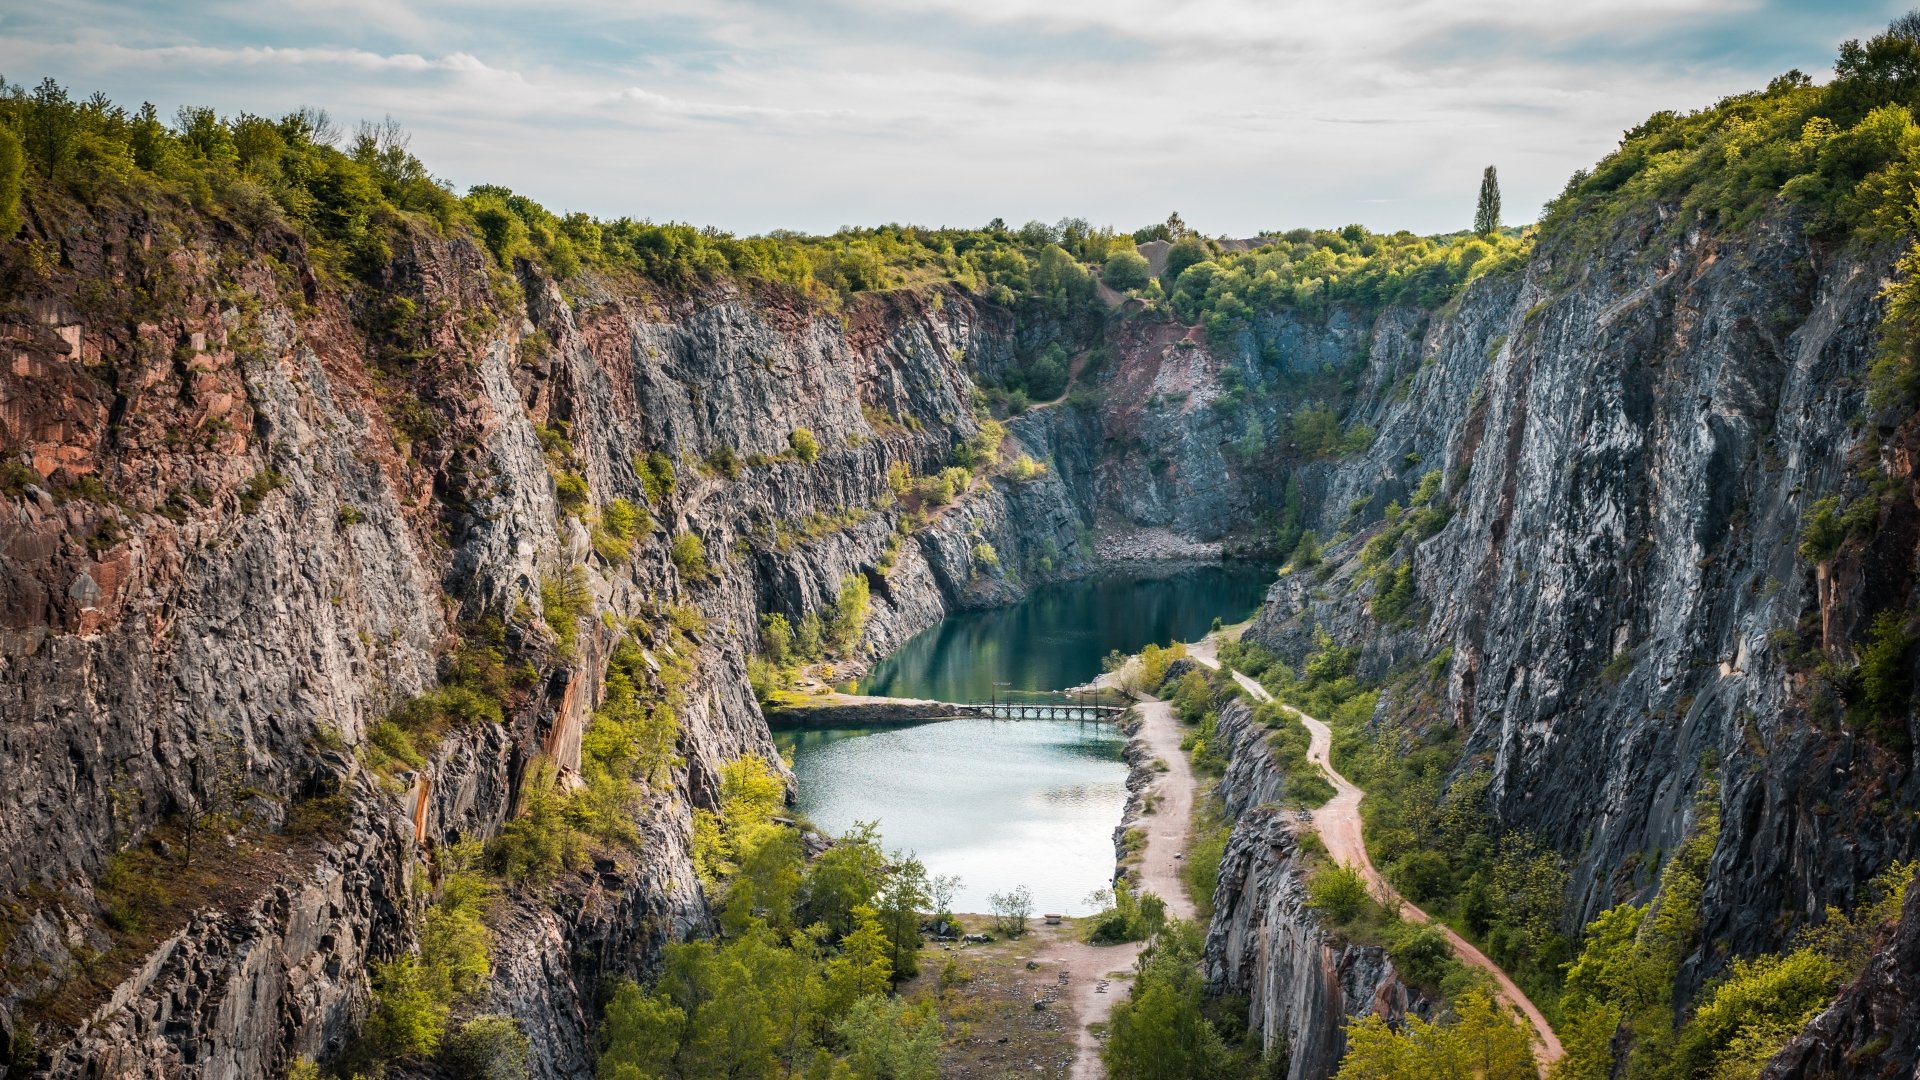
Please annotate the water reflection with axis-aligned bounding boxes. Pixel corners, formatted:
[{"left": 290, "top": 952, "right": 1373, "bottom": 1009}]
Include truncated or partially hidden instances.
[
  {"left": 781, "top": 717, "right": 1127, "bottom": 916},
  {"left": 859, "top": 563, "right": 1273, "bottom": 701}
]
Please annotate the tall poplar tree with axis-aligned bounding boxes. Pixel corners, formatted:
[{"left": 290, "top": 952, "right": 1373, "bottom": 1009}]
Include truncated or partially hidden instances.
[{"left": 1475, "top": 165, "right": 1502, "bottom": 236}]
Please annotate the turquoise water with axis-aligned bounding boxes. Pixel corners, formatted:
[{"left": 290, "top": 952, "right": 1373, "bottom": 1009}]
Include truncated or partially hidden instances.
[
  {"left": 781, "top": 718, "right": 1128, "bottom": 915},
  {"left": 857, "top": 562, "right": 1274, "bottom": 701},
  {"left": 784, "top": 564, "right": 1273, "bottom": 915}
]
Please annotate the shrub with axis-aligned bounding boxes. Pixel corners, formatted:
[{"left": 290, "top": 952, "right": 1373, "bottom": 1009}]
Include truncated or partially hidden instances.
[
  {"left": 954, "top": 419, "right": 1005, "bottom": 468},
  {"left": 760, "top": 613, "right": 794, "bottom": 665},
  {"left": 639, "top": 451, "right": 675, "bottom": 505},
  {"left": 670, "top": 532, "right": 709, "bottom": 581},
  {"left": 1307, "top": 864, "right": 1370, "bottom": 925},
  {"left": 705, "top": 446, "right": 742, "bottom": 480},
  {"left": 591, "top": 497, "right": 648, "bottom": 563},
  {"left": 1335, "top": 991, "right": 1533, "bottom": 1080},
  {"left": 539, "top": 566, "right": 592, "bottom": 655},
  {"left": 1391, "top": 850, "right": 1453, "bottom": 903},
  {"left": 1103, "top": 248, "right": 1152, "bottom": 290},
  {"left": 488, "top": 759, "right": 582, "bottom": 886},
  {"left": 1162, "top": 235, "right": 1209, "bottom": 283},
  {"left": 1799, "top": 495, "right": 1844, "bottom": 562},
  {"left": 788, "top": 427, "right": 820, "bottom": 463},
  {"left": 1082, "top": 881, "right": 1167, "bottom": 944},
  {"left": 438, "top": 1016, "right": 530, "bottom": 1080},
  {"left": 987, "top": 885, "right": 1033, "bottom": 937},
  {"left": 1104, "top": 922, "right": 1238, "bottom": 1080},
  {"left": 1006, "top": 453, "right": 1048, "bottom": 482}
]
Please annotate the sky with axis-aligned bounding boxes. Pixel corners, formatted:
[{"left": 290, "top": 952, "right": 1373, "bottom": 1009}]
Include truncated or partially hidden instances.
[{"left": 0, "top": 1, "right": 1909, "bottom": 238}]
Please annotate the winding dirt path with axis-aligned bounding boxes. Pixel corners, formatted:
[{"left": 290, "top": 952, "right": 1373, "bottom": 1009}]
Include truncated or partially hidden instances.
[
  {"left": 1057, "top": 684, "right": 1201, "bottom": 1080},
  {"left": 1188, "top": 640, "right": 1565, "bottom": 1072}
]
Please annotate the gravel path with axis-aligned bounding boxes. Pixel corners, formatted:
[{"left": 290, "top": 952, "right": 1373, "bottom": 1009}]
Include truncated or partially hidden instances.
[
  {"left": 1061, "top": 683, "right": 1201, "bottom": 1080},
  {"left": 1188, "top": 638, "right": 1566, "bottom": 1071}
]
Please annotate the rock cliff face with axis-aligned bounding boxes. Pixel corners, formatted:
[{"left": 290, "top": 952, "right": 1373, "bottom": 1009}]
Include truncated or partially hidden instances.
[
  {"left": 11, "top": 148, "right": 1920, "bottom": 1080},
  {"left": 1201, "top": 699, "right": 1430, "bottom": 1080},
  {"left": 1213, "top": 203, "right": 1920, "bottom": 1060},
  {"left": 0, "top": 203, "right": 1110, "bottom": 1077}
]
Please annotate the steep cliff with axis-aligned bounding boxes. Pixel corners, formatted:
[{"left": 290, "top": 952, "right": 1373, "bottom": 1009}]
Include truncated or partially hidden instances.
[
  {"left": 0, "top": 192, "right": 1112, "bottom": 1078},
  {"left": 1209, "top": 197, "right": 1920, "bottom": 1068},
  {"left": 1201, "top": 698, "right": 1430, "bottom": 1080}
]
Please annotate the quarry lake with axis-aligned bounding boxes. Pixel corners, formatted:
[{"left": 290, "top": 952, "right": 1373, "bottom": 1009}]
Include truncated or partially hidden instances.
[{"left": 779, "top": 563, "right": 1273, "bottom": 915}]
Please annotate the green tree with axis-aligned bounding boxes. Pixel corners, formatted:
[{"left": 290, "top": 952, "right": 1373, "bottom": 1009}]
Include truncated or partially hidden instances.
[
  {"left": 1163, "top": 235, "right": 1210, "bottom": 285},
  {"left": 1103, "top": 249, "right": 1152, "bottom": 290},
  {"left": 1475, "top": 165, "right": 1502, "bottom": 236},
  {"left": 837, "top": 996, "right": 942, "bottom": 1080},
  {"left": 0, "top": 128, "right": 22, "bottom": 238},
  {"left": 1307, "top": 864, "right": 1370, "bottom": 924},
  {"left": 830, "top": 573, "right": 871, "bottom": 655},
  {"left": 760, "top": 613, "right": 794, "bottom": 665},
  {"left": 803, "top": 822, "right": 888, "bottom": 937},
  {"left": 1104, "top": 922, "right": 1234, "bottom": 1080},
  {"left": 824, "top": 905, "right": 894, "bottom": 1015},
  {"left": 597, "top": 982, "right": 684, "bottom": 1080},
  {"left": 877, "top": 851, "right": 930, "bottom": 979},
  {"left": 24, "top": 78, "right": 80, "bottom": 181},
  {"left": 1336, "top": 991, "right": 1532, "bottom": 1080}
]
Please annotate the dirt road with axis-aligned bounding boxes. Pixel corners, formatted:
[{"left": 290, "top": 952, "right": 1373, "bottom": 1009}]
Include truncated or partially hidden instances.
[
  {"left": 1188, "top": 641, "right": 1566, "bottom": 1070},
  {"left": 1060, "top": 682, "right": 1201, "bottom": 1080}
]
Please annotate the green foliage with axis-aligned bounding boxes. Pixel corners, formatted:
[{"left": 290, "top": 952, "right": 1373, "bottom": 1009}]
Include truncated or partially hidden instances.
[
  {"left": 540, "top": 566, "right": 593, "bottom": 655},
  {"left": 1103, "top": 248, "right": 1152, "bottom": 290},
  {"left": 0, "top": 126, "right": 21, "bottom": 237},
  {"left": 1798, "top": 495, "right": 1845, "bottom": 562},
  {"left": 639, "top": 451, "right": 676, "bottom": 506},
  {"left": 1182, "top": 796, "right": 1233, "bottom": 919},
  {"left": 1307, "top": 864, "right": 1372, "bottom": 924},
  {"left": 599, "top": 783, "right": 946, "bottom": 1078},
  {"left": 829, "top": 573, "right": 872, "bottom": 656},
  {"left": 1103, "top": 921, "right": 1241, "bottom": 1080},
  {"left": 1257, "top": 702, "right": 1337, "bottom": 808},
  {"left": 1554, "top": 787, "right": 1721, "bottom": 1078},
  {"left": 1135, "top": 641, "right": 1187, "bottom": 692},
  {"left": 440, "top": 1015, "right": 532, "bottom": 1080},
  {"left": 1855, "top": 610, "right": 1915, "bottom": 745},
  {"left": 1475, "top": 165, "right": 1503, "bottom": 236},
  {"left": 576, "top": 632, "right": 683, "bottom": 843},
  {"left": 488, "top": 759, "right": 584, "bottom": 886},
  {"left": 1006, "top": 453, "right": 1048, "bottom": 482},
  {"left": 669, "top": 532, "right": 709, "bottom": 582},
  {"left": 987, "top": 884, "right": 1033, "bottom": 938},
  {"left": 836, "top": 995, "right": 942, "bottom": 1080},
  {"left": 1166, "top": 226, "right": 1528, "bottom": 337},
  {"left": 1082, "top": 880, "right": 1169, "bottom": 945},
  {"left": 1335, "top": 991, "right": 1534, "bottom": 1080},
  {"left": 363, "top": 846, "right": 497, "bottom": 1064},
  {"left": 760, "top": 613, "right": 794, "bottom": 666},
  {"left": 954, "top": 418, "right": 1006, "bottom": 468},
  {"left": 788, "top": 427, "right": 821, "bottom": 463},
  {"left": 591, "top": 497, "right": 649, "bottom": 563}
]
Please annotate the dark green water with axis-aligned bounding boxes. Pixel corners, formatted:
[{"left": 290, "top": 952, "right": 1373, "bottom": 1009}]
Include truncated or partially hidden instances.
[
  {"left": 785, "top": 563, "right": 1276, "bottom": 914},
  {"left": 857, "top": 562, "right": 1275, "bottom": 701}
]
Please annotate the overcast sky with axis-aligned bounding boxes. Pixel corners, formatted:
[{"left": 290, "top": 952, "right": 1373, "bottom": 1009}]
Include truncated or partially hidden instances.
[{"left": 0, "top": 1, "right": 1907, "bottom": 238}]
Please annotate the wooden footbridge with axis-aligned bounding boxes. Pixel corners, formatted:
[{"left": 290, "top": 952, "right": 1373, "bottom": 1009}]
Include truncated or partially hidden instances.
[{"left": 958, "top": 698, "right": 1128, "bottom": 721}]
